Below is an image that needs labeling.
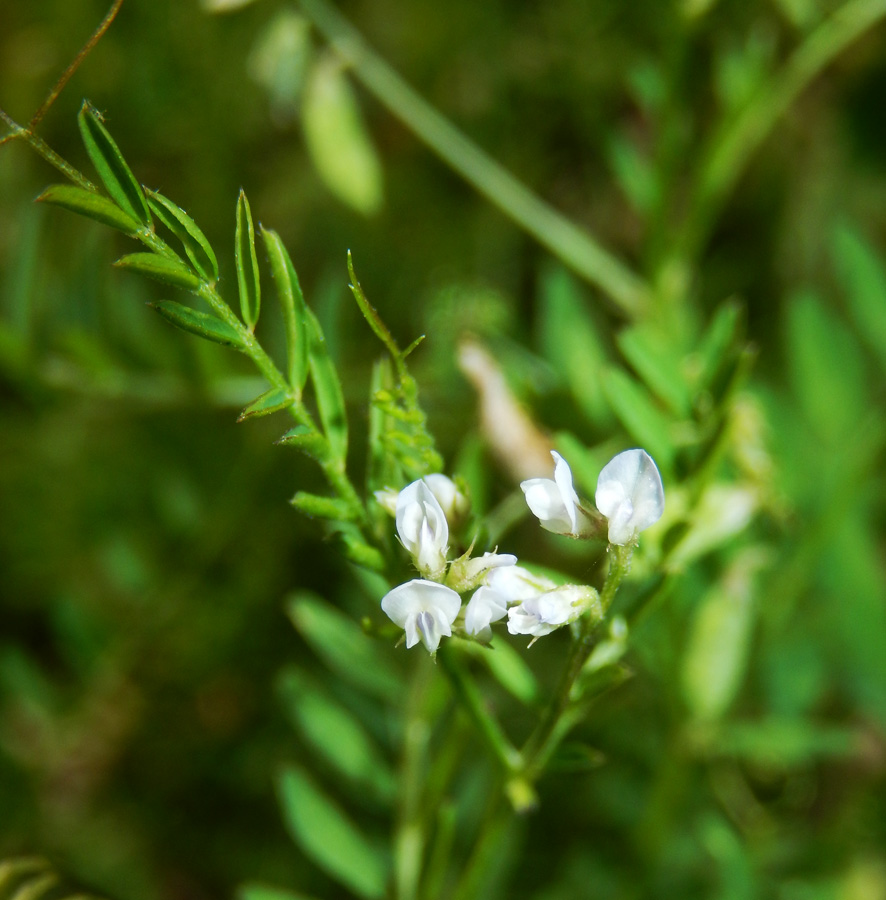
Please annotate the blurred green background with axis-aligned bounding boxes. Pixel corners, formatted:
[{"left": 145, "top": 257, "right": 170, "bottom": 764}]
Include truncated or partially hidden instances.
[{"left": 2, "top": 0, "right": 886, "bottom": 898}]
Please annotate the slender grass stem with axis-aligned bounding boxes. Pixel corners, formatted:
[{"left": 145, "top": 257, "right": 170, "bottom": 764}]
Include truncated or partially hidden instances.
[{"left": 297, "top": 0, "right": 651, "bottom": 319}]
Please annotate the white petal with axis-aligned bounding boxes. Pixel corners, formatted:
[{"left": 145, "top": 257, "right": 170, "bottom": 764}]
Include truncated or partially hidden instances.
[
  {"left": 486, "top": 565, "right": 556, "bottom": 602},
  {"left": 520, "top": 478, "right": 574, "bottom": 534},
  {"left": 422, "top": 474, "right": 468, "bottom": 522},
  {"left": 551, "top": 451, "right": 579, "bottom": 533},
  {"left": 396, "top": 480, "right": 449, "bottom": 553},
  {"left": 595, "top": 449, "right": 664, "bottom": 545},
  {"left": 381, "top": 579, "right": 462, "bottom": 644},
  {"left": 464, "top": 585, "right": 508, "bottom": 635},
  {"left": 462, "top": 551, "right": 518, "bottom": 583}
]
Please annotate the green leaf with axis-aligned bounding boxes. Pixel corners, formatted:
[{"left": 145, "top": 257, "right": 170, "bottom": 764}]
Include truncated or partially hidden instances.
[
  {"left": 682, "top": 549, "right": 762, "bottom": 721},
  {"left": 339, "top": 530, "right": 387, "bottom": 572},
  {"left": 238, "top": 387, "right": 294, "bottom": 422},
  {"left": 290, "top": 491, "right": 359, "bottom": 521},
  {"left": 787, "top": 290, "right": 866, "bottom": 444},
  {"left": 36, "top": 184, "right": 140, "bottom": 234},
  {"left": 831, "top": 221, "right": 886, "bottom": 371},
  {"left": 114, "top": 253, "right": 203, "bottom": 291},
  {"left": 146, "top": 190, "right": 219, "bottom": 281},
  {"left": 607, "top": 132, "right": 658, "bottom": 215},
  {"left": 77, "top": 102, "right": 151, "bottom": 226},
  {"left": 602, "top": 368, "right": 675, "bottom": 469},
  {"left": 307, "top": 309, "right": 348, "bottom": 463},
  {"left": 465, "top": 640, "right": 539, "bottom": 706},
  {"left": 150, "top": 301, "right": 245, "bottom": 349},
  {"left": 286, "top": 592, "right": 402, "bottom": 702},
  {"left": 277, "top": 765, "right": 388, "bottom": 899},
  {"left": 238, "top": 884, "right": 321, "bottom": 900},
  {"left": 302, "top": 53, "right": 383, "bottom": 215},
  {"left": 262, "top": 228, "right": 308, "bottom": 394},
  {"left": 276, "top": 425, "right": 329, "bottom": 460},
  {"left": 538, "top": 266, "right": 612, "bottom": 426},
  {"left": 707, "top": 719, "right": 856, "bottom": 766},
  {"left": 235, "top": 189, "right": 261, "bottom": 329},
  {"left": 692, "top": 300, "right": 744, "bottom": 395},
  {"left": 278, "top": 668, "right": 396, "bottom": 803},
  {"left": 617, "top": 323, "right": 691, "bottom": 416}
]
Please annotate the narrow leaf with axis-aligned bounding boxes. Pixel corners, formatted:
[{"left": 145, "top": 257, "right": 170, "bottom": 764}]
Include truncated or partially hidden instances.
[
  {"left": 290, "top": 491, "right": 359, "bottom": 521},
  {"left": 831, "top": 221, "right": 886, "bottom": 371},
  {"left": 78, "top": 102, "right": 151, "bottom": 225},
  {"left": 682, "top": 549, "right": 762, "bottom": 721},
  {"left": 115, "top": 253, "right": 202, "bottom": 291},
  {"left": 151, "top": 301, "right": 245, "bottom": 349},
  {"left": 37, "top": 184, "right": 139, "bottom": 234},
  {"left": 539, "top": 266, "right": 612, "bottom": 426},
  {"left": 602, "top": 368, "right": 675, "bottom": 469},
  {"left": 286, "top": 592, "right": 402, "bottom": 702},
  {"left": 306, "top": 309, "right": 348, "bottom": 463},
  {"left": 459, "top": 640, "right": 539, "bottom": 706},
  {"left": 617, "top": 323, "right": 691, "bottom": 416},
  {"left": 238, "top": 387, "right": 294, "bottom": 421},
  {"left": 238, "top": 884, "right": 321, "bottom": 900},
  {"left": 340, "top": 532, "right": 387, "bottom": 572},
  {"left": 276, "top": 425, "right": 329, "bottom": 460},
  {"left": 262, "top": 227, "right": 308, "bottom": 394},
  {"left": 235, "top": 189, "right": 261, "bottom": 329},
  {"left": 147, "top": 190, "right": 219, "bottom": 281},
  {"left": 302, "top": 53, "right": 383, "bottom": 215},
  {"left": 693, "top": 300, "right": 743, "bottom": 394},
  {"left": 278, "top": 667, "right": 396, "bottom": 803},
  {"left": 277, "top": 765, "right": 388, "bottom": 899}
]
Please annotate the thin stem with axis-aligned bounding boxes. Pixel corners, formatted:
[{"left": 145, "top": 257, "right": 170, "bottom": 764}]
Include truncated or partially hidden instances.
[
  {"left": 436, "top": 642, "right": 522, "bottom": 774},
  {"left": 297, "top": 0, "right": 651, "bottom": 319},
  {"left": 0, "top": 110, "right": 97, "bottom": 192},
  {"left": 678, "top": 0, "right": 886, "bottom": 262},
  {"left": 520, "top": 543, "right": 632, "bottom": 779},
  {"left": 394, "top": 656, "right": 435, "bottom": 900},
  {"left": 28, "top": 0, "right": 125, "bottom": 133}
]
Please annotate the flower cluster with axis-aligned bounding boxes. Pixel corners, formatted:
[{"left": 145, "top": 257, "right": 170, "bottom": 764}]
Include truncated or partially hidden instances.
[{"left": 379, "top": 448, "right": 664, "bottom": 653}]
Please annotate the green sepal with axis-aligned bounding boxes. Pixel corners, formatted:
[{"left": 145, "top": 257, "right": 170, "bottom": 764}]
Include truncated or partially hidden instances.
[
  {"left": 36, "top": 184, "right": 140, "bottom": 234},
  {"left": 146, "top": 190, "right": 219, "bottom": 281},
  {"left": 150, "top": 300, "right": 245, "bottom": 349},
  {"left": 306, "top": 309, "right": 348, "bottom": 463},
  {"left": 261, "top": 227, "right": 308, "bottom": 395},
  {"left": 235, "top": 189, "right": 261, "bottom": 329},
  {"left": 115, "top": 253, "right": 203, "bottom": 290},
  {"left": 276, "top": 425, "right": 329, "bottom": 460},
  {"left": 340, "top": 533, "right": 386, "bottom": 572},
  {"left": 238, "top": 387, "right": 295, "bottom": 422},
  {"left": 291, "top": 491, "right": 358, "bottom": 521},
  {"left": 78, "top": 102, "right": 151, "bottom": 226}
]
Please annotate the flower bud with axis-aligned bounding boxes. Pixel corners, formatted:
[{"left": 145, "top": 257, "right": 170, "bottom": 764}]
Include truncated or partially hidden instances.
[{"left": 396, "top": 478, "right": 450, "bottom": 578}]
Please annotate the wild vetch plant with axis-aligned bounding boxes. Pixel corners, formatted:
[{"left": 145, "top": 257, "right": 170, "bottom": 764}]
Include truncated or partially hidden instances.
[{"left": 5, "top": 1, "right": 886, "bottom": 898}]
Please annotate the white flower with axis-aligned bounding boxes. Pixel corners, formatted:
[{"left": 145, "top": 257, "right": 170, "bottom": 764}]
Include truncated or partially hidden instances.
[
  {"left": 463, "top": 564, "right": 554, "bottom": 640},
  {"left": 422, "top": 474, "right": 469, "bottom": 525},
  {"left": 396, "top": 478, "right": 450, "bottom": 578},
  {"left": 464, "top": 585, "right": 509, "bottom": 640},
  {"left": 595, "top": 449, "right": 665, "bottom": 545},
  {"left": 486, "top": 564, "right": 557, "bottom": 601},
  {"left": 446, "top": 550, "right": 517, "bottom": 593},
  {"left": 520, "top": 451, "right": 596, "bottom": 537},
  {"left": 507, "top": 584, "right": 597, "bottom": 639},
  {"left": 381, "top": 579, "right": 462, "bottom": 652}
]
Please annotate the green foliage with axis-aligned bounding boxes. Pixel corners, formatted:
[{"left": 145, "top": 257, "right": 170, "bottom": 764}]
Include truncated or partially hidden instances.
[{"left": 3, "top": 1, "right": 886, "bottom": 899}]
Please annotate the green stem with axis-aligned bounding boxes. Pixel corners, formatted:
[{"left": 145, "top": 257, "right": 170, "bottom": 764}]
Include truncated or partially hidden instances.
[
  {"left": 436, "top": 642, "right": 522, "bottom": 774},
  {"left": 296, "top": 0, "right": 651, "bottom": 319},
  {"left": 394, "top": 656, "right": 434, "bottom": 900},
  {"left": 1, "top": 110, "right": 97, "bottom": 192},
  {"left": 520, "top": 543, "right": 632, "bottom": 779},
  {"left": 678, "top": 0, "right": 886, "bottom": 263}
]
